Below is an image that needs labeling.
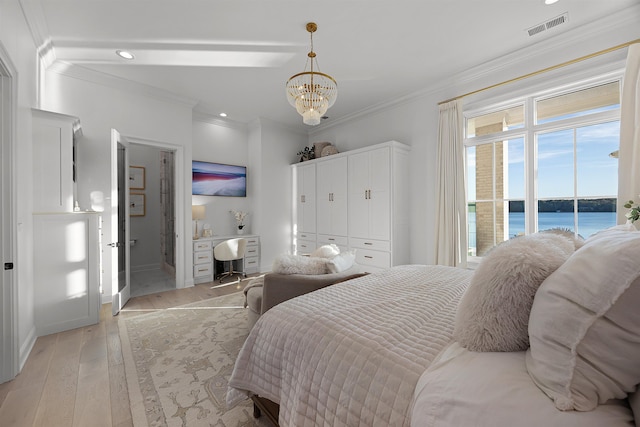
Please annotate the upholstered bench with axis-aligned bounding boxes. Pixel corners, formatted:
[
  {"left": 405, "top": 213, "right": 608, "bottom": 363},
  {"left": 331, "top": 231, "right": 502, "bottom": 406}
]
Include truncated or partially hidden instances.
[
  {"left": 244, "top": 265, "right": 364, "bottom": 329},
  {"left": 244, "top": 276, "right": 264, "bottom": 329}
]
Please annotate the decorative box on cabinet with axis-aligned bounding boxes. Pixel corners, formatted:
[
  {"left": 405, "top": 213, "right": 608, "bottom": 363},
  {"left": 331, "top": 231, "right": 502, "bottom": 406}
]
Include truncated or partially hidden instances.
[
  {"left": 193, "top": 239, "right": 214, "bottom": 284},
  {"left": 32, "top": 109, "right": 82, "bottom": 213},
  {"left": 33, "top": 212, "right": 101, "bottom": 336}
]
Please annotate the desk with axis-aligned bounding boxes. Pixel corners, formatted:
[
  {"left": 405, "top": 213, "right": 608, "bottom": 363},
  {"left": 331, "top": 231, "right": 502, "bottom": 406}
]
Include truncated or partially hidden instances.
[{"left": 193, "top": 235, "right": 260, "bottom": 284}]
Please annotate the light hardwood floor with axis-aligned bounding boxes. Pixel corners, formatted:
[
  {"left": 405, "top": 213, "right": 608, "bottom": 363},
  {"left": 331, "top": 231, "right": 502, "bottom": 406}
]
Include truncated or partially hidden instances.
[{"left": 0, "top": 277, "right": 254, "bottom": 427}]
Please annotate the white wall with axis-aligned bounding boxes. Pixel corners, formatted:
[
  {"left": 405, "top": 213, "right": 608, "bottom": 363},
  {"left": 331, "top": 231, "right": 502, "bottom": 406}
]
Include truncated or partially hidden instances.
[
  {"left": 191, "top": 117, "right": 253, "bottom": 235},
  {"left": 41, "top": 68, "right": 193, "bottom": 299},
  {"left": 308, "top": 7, "right": 640, "bottom": 266},
  {"left": 250, "top": 119, "right": 306, "bottom": 270},
  {"left": 192, "top": 116, "right": 306, "bottom": 271},
  {"left": 0, "top": 0, "right": 39, "bottom": 368}
]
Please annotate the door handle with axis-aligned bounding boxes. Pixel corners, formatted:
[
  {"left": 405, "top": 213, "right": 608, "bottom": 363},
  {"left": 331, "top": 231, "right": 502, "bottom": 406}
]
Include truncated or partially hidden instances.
[{"left": 107, "top": 242, "right": 123, "bottom": 248}]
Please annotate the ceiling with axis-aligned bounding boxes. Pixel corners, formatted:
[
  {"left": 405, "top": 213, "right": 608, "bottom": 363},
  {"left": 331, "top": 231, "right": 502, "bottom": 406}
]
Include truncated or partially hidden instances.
[{"left": 25, "top": 0, "right": 639, "bottom": 131}]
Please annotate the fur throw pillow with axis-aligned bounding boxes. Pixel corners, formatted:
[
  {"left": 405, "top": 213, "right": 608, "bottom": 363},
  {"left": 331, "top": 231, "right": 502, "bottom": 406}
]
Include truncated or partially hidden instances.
[
  {"left": 310, "top": 244, "right": 340, "bottom": 259},
  {"left": 455, "top": 232, "right": 577, "bottom": 352},
  {"left": 272, "top": 254, "right": 328, "bottom": 275}
]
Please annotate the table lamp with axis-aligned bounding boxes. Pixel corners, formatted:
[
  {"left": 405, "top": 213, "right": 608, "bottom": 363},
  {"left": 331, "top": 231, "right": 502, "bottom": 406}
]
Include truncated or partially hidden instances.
[{"left": 192, "top": 205, "right": 206, "bottom": 239}]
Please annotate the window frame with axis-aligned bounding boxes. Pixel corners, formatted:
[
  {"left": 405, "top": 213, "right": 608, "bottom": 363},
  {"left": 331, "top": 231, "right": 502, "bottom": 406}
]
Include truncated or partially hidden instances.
[{"left": 463, "top": 73, "right": 622, "bottom": 259}]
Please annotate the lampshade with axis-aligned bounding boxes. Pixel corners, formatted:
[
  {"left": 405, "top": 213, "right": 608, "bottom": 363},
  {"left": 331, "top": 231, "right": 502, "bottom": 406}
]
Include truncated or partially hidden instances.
[
  {"left": 192, "top": 205, "right": 205, "bottom": 220},
  {"left": 286, "top": 22, "right": 337, "bottom": 126}
]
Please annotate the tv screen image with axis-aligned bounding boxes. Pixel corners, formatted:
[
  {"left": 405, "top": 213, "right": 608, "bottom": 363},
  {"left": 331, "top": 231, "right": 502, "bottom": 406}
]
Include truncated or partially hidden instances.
[{"left": 192, "top": 161, "right": 247, "bottom": 197}]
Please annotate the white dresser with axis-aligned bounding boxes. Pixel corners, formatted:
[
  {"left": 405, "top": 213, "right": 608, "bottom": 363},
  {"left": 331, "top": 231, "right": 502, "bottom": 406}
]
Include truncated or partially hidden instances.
[
  {"left": 193, "top": 235, "right": 260, "bottom": 284},
  {"left": 193, "top": 239, "right": 214, "bottom": 284}
]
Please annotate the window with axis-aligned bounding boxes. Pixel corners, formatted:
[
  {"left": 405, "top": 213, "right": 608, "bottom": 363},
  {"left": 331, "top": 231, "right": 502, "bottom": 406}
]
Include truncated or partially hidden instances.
[{"left": 465, "top": 79, "right": 620, "bottom": 257}]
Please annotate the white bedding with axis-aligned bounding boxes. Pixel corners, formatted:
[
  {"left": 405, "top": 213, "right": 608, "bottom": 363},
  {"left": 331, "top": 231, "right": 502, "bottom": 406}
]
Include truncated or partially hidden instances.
[
  {"left": 412, "top": 342, "right": 635, "bottom": 427},
  {"left": 227, "top": 265, "right": 471, "bottom": 426}
]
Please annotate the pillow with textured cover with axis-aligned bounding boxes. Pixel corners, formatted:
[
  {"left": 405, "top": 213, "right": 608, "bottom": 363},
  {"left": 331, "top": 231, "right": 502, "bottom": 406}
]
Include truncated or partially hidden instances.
[
  {"left": 271, "top": 254, "right": 328, "bottom": 275},
  {"left": 455, "top": 232, "right": 578, "bottom": 352},
  {"left": 310, "top": 244, "right": 340, "bottom": 259},
  {"left": 526, "top": 224, "right": 640, "bottom": 411},
  {"left": 326, "top": 250, "right": 356, "bottom": 273}
]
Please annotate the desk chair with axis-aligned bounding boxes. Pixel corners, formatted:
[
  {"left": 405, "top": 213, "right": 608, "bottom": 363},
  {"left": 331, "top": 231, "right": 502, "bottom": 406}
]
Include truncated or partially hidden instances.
[{"left": 214, "top": 238, "right": 247, "bottom": 283}]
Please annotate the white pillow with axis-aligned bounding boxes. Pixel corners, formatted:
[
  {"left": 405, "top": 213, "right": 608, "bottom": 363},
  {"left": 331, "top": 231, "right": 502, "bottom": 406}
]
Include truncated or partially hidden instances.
[
  {"left": 271, "top": 254, "right": 328, "bottom": 275},
  {"left": 455, "top": 232, "right": 576, "bottom": 352},
  {"left": 526, "top": 226, "right": 640, "bottom": 411},
  {"left": 412, "top": 343, "right": 634, "bottom": 427},
  {"left": 310, "top": 244, "right": 340, "bottom": 259},
  {"left": 326, "top": 250, "right": 356, "bottom": 274}
]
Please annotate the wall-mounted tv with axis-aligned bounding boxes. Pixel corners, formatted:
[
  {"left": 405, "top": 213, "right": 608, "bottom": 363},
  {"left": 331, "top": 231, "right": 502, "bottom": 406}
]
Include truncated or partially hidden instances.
[{"left": 192, "top": 161, "right": 247, "bottom": 197}]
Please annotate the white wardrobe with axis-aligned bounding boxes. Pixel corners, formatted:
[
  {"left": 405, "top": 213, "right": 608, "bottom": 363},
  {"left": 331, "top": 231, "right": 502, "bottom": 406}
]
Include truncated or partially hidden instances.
[
  {"left": 32, "top": 109, "right": 101, "bottom": 336},
  {"left": 292, "top": 141, "right": 410, "bottom": 272}
]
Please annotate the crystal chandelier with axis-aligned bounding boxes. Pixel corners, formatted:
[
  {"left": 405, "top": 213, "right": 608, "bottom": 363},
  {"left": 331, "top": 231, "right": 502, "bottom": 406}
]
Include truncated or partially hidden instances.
[{"left": 286, "top": 22, "right": 338, "bottom": 126}]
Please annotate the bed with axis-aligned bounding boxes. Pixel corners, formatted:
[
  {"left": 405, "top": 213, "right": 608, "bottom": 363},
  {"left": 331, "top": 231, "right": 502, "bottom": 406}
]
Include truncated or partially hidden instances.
[{"left": 227, "top": 225, "right": 640, "bottom": 427}]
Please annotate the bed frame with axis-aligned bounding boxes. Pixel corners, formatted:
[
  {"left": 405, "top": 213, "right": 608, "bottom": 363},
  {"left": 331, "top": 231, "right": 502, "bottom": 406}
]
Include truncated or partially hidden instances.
[{"left": 251, "top": 395, "right": 280, "bottom": 426}]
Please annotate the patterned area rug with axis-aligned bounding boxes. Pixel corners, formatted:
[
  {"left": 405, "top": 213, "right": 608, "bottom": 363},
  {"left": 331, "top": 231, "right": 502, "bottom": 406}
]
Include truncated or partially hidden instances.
[{"left": 119, "top": 292, "right": 270, "bottom": 427}]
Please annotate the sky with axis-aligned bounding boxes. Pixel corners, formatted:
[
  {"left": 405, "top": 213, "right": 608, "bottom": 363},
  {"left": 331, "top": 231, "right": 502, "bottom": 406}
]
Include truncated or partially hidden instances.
[{"left": 467, "top": 119, "right": 620, "bottom": 203}]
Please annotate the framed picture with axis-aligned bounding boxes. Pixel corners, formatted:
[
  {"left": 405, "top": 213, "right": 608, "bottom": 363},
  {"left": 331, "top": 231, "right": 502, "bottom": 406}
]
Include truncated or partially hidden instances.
[
  {"left": 129, "top": 166, "right": 145, "bottom": 190},
  {"left": 130, "top": 193, "right": 146, "bottom": 216}
]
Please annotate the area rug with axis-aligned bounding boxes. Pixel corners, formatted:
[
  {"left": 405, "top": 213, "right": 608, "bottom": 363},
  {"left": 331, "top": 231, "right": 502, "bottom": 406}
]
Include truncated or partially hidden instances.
[{"left": 119, "top": 292, "right": 270, "bottom": 427}]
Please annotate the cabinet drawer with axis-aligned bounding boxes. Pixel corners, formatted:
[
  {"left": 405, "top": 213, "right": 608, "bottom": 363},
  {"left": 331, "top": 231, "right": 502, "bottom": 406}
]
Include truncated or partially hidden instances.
[
  {"left": 245, "top": 245, "right": 259, "bottom": 257},
  {"left": 244, "top": 256, "right": 259, "bottom": 272},
  {"left": 194, "top": 250, "right": 213, "bottom": 264},
  {"left": 193, "top": 240, "right": 212, "bottom": 251},
  {"left": 355, "top": 248, "right": 390, "bottom": 270},
  {"left": 318, "top": 234, "right": 348, "bottom": 247},
  {"left": 193, "top": 263, "right": 213, "bottom": 278},
  {"left": 349, "top": 238, "right": 390, "bottom": 252},
  {"left": 297, "top": 232, "right": 316, "bottom": 241},
  {"left": 296, "top": 239, "right": 316, "bottom": 255},
  {"left": 245, "top": 237, "right": 259, "bottom": 246}
]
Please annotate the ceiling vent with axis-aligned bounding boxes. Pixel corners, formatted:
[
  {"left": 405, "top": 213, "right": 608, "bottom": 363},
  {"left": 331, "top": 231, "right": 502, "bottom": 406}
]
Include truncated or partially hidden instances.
[{"left": 527, "top": 12, "right": 569, "bottom": 37}]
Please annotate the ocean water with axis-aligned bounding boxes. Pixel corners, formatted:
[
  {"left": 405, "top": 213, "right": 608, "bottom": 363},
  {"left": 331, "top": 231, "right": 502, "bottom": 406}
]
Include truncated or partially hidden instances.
[{"left": 468, "top": 211, "right": 617, "bottom": 250}]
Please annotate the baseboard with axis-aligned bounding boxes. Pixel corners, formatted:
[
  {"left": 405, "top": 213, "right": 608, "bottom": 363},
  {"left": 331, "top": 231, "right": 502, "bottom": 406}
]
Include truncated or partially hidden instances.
[{"left": 19, "top": 326, "right": 37, "bottom": 372}]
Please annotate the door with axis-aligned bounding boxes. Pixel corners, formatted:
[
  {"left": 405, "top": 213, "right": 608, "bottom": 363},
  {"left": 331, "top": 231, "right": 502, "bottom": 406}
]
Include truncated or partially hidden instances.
[
  {"left": 317, "top": 157, "right": 348, "bottom": 236},
  {"left": 296, "top": 163, "right": 316, "bottom": 234},
  {"left": 348, "top": 147, "right": 390, "bottom": 240},
  {"left": 0, "top": 53, "right": 18, "bottom": 383},
  {"left": 111, "top": 129, "right": 131, "bottom": 315}
]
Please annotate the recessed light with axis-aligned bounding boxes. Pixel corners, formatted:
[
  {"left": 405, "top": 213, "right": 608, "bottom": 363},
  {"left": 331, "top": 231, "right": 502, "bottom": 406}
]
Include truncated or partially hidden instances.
[
  {"left": 544, "top": 0, "right": 559, "bottom": 4},
  {"left": 219, "top": 113, "right": 227, "bottom": 117},
  {"left": 116, "top": 50, "right": 134, "bottom": 60}
]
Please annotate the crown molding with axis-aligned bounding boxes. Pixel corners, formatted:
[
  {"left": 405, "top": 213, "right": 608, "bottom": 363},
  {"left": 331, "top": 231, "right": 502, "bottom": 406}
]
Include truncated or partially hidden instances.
[
  {"left": 311, "top": 3, "right": 640, "bottom": 134},
  {"left": 47, "top": 61, "right": 198, "bottom": 108},
  {"left": 18, "top": 0, "right": 49, "bottom": 50},
  {"left": 445, "top": 5, "right": 640, "bottom": 91},
  {"left": 192, "top": 110, "right": 248, "bottom": 130}
]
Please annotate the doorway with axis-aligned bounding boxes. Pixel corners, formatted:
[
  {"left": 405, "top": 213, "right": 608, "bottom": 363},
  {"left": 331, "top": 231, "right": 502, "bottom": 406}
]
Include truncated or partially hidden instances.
[
  {"left": 0, "top": 43, "right": 18, "bottom": 383},
  {"left": 128, "top": 144, "right": 177, "bottom": 298}
]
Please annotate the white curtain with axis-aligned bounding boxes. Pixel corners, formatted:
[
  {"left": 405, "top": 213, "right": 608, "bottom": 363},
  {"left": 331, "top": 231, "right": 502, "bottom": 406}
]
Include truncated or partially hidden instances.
[
  {"left": 618, "top": 43, "right": 640, "bottom": 224},
  {"left": 434, "top": 99, "right": 467, "bottom": 267}
]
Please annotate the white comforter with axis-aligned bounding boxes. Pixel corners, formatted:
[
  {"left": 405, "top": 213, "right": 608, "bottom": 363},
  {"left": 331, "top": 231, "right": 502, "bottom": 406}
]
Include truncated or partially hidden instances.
[{"left": 227, "top": 265, "right": 471, "bottom": 426}]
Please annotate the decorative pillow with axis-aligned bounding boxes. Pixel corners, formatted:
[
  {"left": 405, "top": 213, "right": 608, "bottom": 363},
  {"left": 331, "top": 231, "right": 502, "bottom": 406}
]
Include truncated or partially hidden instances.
[
  {"left": 541, "top": 227, "right": 585, "bottom": 250},
  {"left": 526, "top": 226, "right": 640, "bottom": 411},
  {"left": 455, "top": 232, "right": 576, "bottom": 352},
  {"left": 271, "top": 254, "right": 328, "bottom": 275},
  {"left": 310, "top": 244, "right": 340, "bottom": 259},
  {"left": 327, "top": 250, "right": 356, "bottom": 273}
]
